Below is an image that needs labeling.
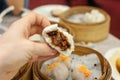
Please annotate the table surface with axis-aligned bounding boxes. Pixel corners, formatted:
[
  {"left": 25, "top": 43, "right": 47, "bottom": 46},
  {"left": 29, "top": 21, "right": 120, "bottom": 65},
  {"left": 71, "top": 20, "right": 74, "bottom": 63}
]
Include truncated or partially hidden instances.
[{"left": 0, "top": 14, "right": 120, "bottom": 56}]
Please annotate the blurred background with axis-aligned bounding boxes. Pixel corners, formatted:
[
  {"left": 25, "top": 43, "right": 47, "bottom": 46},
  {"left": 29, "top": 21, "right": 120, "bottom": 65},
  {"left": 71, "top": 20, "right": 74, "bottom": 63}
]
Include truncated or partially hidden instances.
[
  {"left": 0, "top": 0, "right": 120, "bottom": 39},
  {"left": 29, "top": 0, "right": 120, "bottom": 39}
]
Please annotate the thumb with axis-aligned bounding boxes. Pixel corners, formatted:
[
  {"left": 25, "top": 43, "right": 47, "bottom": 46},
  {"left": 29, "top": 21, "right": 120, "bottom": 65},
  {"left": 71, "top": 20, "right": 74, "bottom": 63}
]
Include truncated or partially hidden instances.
[{"left": 29, "top": 42, "right": 59, "bottom": 58}]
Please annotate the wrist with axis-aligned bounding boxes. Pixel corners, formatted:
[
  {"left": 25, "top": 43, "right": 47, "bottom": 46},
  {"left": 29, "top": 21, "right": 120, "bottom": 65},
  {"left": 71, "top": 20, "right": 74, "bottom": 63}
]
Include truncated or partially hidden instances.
[
  {"left": 0, "top": 38, "right": 15, "bottom": 79},
  {"left": 0, "top": 49, "right": 18, "bottom": 80}
]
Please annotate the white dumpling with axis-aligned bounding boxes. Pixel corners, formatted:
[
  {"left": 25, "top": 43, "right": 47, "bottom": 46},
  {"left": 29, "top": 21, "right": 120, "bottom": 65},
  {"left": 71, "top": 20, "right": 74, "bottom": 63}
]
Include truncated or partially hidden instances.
[
  {"left": 53, "top": 63, "right": 69, "bottom": 80},
  {"left": 42, "top": 62, "right": 69, "bottom": 80},
  {"left": 53, "top": 54, "right": 71, "bottom": 68},
  {"left": 71, "top": 65, "right": 92, "bottom": 80},
  {"left": 72, "top": 67, "right": 85, "bottom": 80}
]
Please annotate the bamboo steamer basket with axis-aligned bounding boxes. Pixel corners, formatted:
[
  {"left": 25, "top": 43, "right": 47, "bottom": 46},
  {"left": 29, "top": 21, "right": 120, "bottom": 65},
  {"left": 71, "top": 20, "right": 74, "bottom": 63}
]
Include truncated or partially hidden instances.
[
  {"left": 33, "top": 46, "right": 112, "bottom": 80},
  {"left": 12, "top": 46, "right": 112, "bottom": 80},
  {"left": 59, "top": 6, "right": 110, "bottom": 42}
]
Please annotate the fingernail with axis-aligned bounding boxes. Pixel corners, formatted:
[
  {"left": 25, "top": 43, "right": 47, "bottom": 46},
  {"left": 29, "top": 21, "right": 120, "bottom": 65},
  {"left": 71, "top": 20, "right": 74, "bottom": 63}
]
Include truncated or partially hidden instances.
[{"left": 52, "top": 50, "right": 60, "bottom": 56}]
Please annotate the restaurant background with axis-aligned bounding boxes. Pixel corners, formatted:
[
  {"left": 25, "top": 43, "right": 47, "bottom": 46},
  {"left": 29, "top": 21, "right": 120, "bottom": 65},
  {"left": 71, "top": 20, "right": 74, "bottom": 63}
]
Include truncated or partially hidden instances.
[{"left": 28, "top": 0, "right": 120, "bottom": 39}]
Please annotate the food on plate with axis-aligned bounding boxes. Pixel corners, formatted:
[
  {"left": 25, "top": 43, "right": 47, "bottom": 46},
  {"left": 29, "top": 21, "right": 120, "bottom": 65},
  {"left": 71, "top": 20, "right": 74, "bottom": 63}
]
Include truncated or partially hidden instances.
[
  {"left": 51, "top": 9, "right": 65, "bottom": 17},
  {"left": 40, "top": 54, "right": 102, "bottom": 80},
  {"left": 67, "top": 9, "right": 105, "bottom": 23},
  {"left": 42, "top": 24, "right": 74, "bottom": 56},
  {"left": 116, "top": 58, "right": 120, "bottom": 73},
  {"left": 105, "top": 48, "right": 120, "bottom": 80}
]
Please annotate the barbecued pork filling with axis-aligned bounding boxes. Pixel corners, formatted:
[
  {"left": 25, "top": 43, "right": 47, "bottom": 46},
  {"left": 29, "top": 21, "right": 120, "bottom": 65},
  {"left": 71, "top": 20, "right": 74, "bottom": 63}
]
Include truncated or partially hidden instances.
[{"left": 47, "top": 30, "right": 70, "bottom": 51}]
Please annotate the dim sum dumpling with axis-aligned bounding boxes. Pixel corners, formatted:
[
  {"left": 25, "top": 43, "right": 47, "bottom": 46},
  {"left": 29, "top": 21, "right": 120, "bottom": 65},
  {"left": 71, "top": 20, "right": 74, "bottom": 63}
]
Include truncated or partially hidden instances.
[
  {"left": 53, "top": 54, "right": 71, "bottom": 68},
  {"left": 41, "top": 62, "right": 69, "bottom": 80},
  {"left": 42, "top": 24, "right": 74, "bottom": 56},
  {"left": 72, "top": 65, "right": 92, "bottom": 80}
]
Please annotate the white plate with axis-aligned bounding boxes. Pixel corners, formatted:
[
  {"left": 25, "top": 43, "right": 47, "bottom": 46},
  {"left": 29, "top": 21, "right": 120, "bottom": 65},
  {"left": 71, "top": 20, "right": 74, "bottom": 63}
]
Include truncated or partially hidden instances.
[
  {"left": 105, "top": 48, "right": 120, "bottom": 80},
  {"left": 33, "top": 4, "right": 70, "bottom": 22}
]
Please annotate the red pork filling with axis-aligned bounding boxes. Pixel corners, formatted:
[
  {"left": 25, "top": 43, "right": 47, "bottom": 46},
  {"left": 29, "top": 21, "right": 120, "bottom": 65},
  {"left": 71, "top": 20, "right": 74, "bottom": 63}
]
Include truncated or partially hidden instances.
[{"left": 47, "top": 30, "right": 70, "bottom": 51}]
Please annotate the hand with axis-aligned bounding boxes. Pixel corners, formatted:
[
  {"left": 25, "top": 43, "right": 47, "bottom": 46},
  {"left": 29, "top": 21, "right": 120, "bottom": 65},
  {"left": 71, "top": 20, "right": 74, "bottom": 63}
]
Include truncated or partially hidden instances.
[
  {"left": 6, "top": 0, "right": 24, "bottom": 15},
  {"left": 0, "top": 12, "right": 59, "bottom": 79}
]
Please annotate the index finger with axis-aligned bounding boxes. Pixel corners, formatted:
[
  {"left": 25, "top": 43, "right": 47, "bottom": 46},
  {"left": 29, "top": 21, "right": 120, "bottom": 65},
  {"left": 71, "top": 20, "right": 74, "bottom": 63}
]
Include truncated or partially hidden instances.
[
  {"left": 20, "top": 12, "right": 51, "bottom": 28},
  {"left": 6, "top": 12, "right": 51, "bottom": 38}
]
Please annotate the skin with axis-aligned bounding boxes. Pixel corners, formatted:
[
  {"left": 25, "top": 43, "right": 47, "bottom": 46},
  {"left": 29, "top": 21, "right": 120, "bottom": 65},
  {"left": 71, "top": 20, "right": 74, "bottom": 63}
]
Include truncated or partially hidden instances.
[
  {"left": 0, "top": 12, "right": 59, "bottom": 80},
  {"left": 6, "top": 0, "right": 24, "bottom": 15}
]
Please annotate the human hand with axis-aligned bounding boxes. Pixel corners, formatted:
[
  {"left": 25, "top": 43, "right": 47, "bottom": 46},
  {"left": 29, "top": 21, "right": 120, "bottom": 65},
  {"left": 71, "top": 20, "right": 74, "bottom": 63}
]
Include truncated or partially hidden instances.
[
  {"left": 0, "top": 12, "right": 59, "bottom": 79},
  {"left": 6, "top": 0, "right": 24, "bottom": 15}
]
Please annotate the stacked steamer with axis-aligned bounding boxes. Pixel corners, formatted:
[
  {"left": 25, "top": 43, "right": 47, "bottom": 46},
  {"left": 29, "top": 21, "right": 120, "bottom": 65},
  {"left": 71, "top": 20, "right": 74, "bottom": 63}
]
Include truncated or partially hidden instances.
[{"left": 59, "top": 6, "right": 110, "bottom": 42}]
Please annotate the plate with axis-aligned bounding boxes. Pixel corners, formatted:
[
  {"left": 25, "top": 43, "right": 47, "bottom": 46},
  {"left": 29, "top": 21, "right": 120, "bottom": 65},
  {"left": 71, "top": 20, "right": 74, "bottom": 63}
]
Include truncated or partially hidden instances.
[
  {"left": 105, "top": 47, "right": 120, "bottom": 80},
  {"left": 33, "top": 4, "right": 70, "bottom": 22}
]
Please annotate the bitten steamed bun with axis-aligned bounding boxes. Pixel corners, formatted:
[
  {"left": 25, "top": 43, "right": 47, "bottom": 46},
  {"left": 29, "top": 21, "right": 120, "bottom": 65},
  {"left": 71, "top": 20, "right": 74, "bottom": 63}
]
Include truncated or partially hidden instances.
[{"left": 42, "top": 24, "right": 74, "bottom": 56}]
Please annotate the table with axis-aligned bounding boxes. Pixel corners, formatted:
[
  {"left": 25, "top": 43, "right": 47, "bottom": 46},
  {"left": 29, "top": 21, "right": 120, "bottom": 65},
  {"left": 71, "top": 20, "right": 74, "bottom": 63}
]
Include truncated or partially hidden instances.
[
  {"left": 0, "top": 15, "right": 120, "bottom": 56},
  {"left": 94, "top": 34, "right": 120, "bottom": 55}
]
